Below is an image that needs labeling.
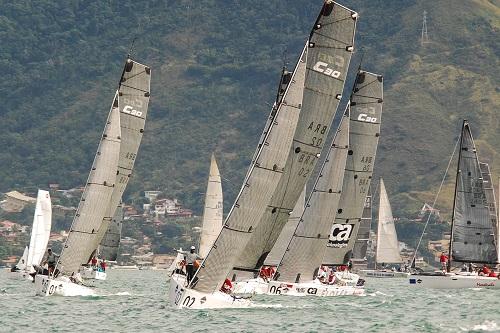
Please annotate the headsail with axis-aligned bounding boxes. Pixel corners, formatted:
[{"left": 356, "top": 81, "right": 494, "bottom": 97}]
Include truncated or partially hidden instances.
[
  {"left": 95, "top": 58, "right": 151, "bottom": 254},
  {"left": 352, "top": 186, "right": 372, "bottom": 266},
  {"left": 190, "top": 44, "right": 308, "bottom": 293},
  {"left": 27, "top": 190, "right": 52, "bottom": 269},
  {"left": 17, "top": 246, "right": 28, "bottom": 270},
  {"left": 323, "top": 70, "right": 383, "bottom": 265},
  {"left": 450, "top": 121, "right": 497, "bottom": 264},
  {"left": 199, "top": 154, "right": 224, "bottom": 258},
  {"left": 233, "top": 1, "right": 358, "bottom": 275},
  {"left": 56, "top": 97, "right": 121, "bottom": 276},
  {"left": 479, "top": 162, "right": 498, "bottom": 263},
  {"left": 376, "top": 179, "right": 403, "bottom": 264},
  {"left": 98, "top": 202, "right": 123, "bottom": 261},
  {"left": 264, "top": 186, "right": 306, "bottom": 267},
  {"left": 275, "top": 106, "right": 349, "bottom": 283}
]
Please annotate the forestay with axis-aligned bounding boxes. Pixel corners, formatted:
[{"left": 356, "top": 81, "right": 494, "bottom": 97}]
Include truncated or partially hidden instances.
[
  {"left": 234, "top": 1, "right": 358, "bottom": 274},
  {"left": 275, "top": 106, "right": 349, "bottom": 283},
  {"left": 323, "top": 70, "right": 383, "bottom": 265},
  {"left": 352, "top": 186, "right": 372, "bottom": 261},
  {"left": 56, "top": 99, "right": 121, "bottom": 276},
  {"left": 191, "top": 45, "right": 308, "bottom": 293},
  {"left": 264, "top": 187, "right": 306, "bottom": 267},
  {"left": 27, "top": 190, "right": 52, "bottom": 268},
  {"left": 479, "top": 162, "right": 498, "bottom": 262},
  {"left": 451, "top": 122, "right": 497, "bottom": 264},
  {"left": 199, "top": 154, "right": 224, "bottom": 258},
  {"left": 376, "top": 179, "right": 403, "bottom": 264},
  {"left": 95, "top": 58, "right": 151, "bottom": 254},
  {"left": 99, "top": 202, "right": 123, "bottom": 261}
]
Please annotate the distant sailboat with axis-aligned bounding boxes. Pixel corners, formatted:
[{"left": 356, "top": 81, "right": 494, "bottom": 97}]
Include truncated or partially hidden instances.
[
  {"left": 199, "top": 154, "right": 223, "bottom": 258},
  {"left": 360, "top": 179, "right": 408, "bottom": 278},
  {"left": 11, "top": 190, "right": 52, "bottom": 281},
  {"left": 409, "top": 120, "right": 500, "bottom": 288}
]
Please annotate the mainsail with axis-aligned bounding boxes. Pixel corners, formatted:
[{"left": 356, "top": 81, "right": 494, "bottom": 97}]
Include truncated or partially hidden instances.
[
  {"left": 56, "top": 97, "right": 121, "bottom": 276},
  {"left": 275, "top": 106, "right": 349, "bottom": 283},
  {"left": 264, "top": 187, "right": 306, "bottom": 267},
  {"left": 233, "top": 1, "right": 357, "bottom": 275},
  {"left": 190, "top": 45, "right": 308, "bottom": 293},
  {"left": 98, "top": 202, "right": 123, "bottom": 261},
  {"left": 95, "top": 59, "right": 151, "bottom": 255},
  {"left": 26, "top": 190, "right": 52, "bottom": 269},
  {"left": 199, "top": 154, "right": 224, "bottom": 258},
  {"left": 479, "top": 162, "right": 498, "bottom": 263},
  {"left": 352, "top": 186, "right": 372, "bottom": 264},
  {"left": 323, "top": 70, "right": 383, "bottom": 265},
  {"left": 375, "top": 179, "right": 403, "bottom": 264},
  {"left": 450, "top": 121, "right": 498, "bottom": 264}
]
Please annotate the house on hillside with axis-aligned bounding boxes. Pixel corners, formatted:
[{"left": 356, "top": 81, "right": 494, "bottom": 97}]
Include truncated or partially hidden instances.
[{"left": 154, "top": 198, "right": 193, "bottom": 218}]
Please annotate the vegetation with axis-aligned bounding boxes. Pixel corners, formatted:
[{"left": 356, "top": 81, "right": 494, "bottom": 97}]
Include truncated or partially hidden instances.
[{"left": 0, "top": 1, "right": 498, "bottom": 256}]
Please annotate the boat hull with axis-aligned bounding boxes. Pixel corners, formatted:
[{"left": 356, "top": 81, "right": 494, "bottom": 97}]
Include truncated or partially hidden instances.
[
  {"left": 409, "top": 273, "right": 500, "bottom": 289},
  {"left": 79, "top": 267, "right": 107, "bottom": 280},
  {"left": 359, "top": 269, "right": 410, "bottom": 278},
  {"left": 34, "top": 275, "right": 96, "bottom": 296},
  {"left": 168, "top": 273, "right": 252, "bottom": 309},
  {"left": 232, "top": 277, "right": 269, "bottom": 295},
  {"left": 266, "top": 280, "right": 365, "bottom": 297}
]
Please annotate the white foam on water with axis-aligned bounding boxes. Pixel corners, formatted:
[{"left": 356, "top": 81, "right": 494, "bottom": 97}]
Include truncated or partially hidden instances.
[
  {"left": 368, "top": 291, "right": 393, "bottom": 297},
  {"left": 460, "top": 320, "right": 499, "bottom": 332},
  {"left": 250, "top": 303, "right": 283, "bottom": 308}
]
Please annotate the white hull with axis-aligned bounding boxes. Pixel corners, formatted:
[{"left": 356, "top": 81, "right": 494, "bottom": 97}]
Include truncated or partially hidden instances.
[
  {"left": 79, "top": 267, "right": 107, "bottom": 280},
  {"left": 232, "top": 277, "right": 269, "bottom": 295},
  {"left": 168, "top": 273, "right": 252, "bottom": 309},
  {"left": 266, "top": 280, "right": 365, "bottom": 297},
  {"left": 34, "top": 275, "right": 96, "bottom": 296},
  {"left": 334, "top": 271, "right": 361, "bottom": 286},
  {"left": 409, "top": 273, "right": 500, "bottom": 289},
  {"left": 10, "top": 270, "right": 34, "bottom": 281},
  {"left": 359, "top": 269, "right": 410, "bottom": 278}
]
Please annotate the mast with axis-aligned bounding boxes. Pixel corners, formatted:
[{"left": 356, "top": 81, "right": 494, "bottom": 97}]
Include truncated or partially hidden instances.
[{"left": 447, "top": 120, "right": 466, "bottom": 272}]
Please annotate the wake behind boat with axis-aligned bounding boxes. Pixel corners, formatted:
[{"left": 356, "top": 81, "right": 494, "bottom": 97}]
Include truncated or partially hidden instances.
[{"left": 409, "top": 120, "right": 500, "bottom": 289}]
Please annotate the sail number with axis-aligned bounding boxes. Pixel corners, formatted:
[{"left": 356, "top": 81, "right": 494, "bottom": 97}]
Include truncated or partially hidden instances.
[
  {"left": 41, "top": 279, "right": 56, "bottom": 295},
  {"left": 269, "top": 285, "right": 282, "bottom": 295},
  {"left": 182, "top": 296, "right": 196, "bottom": 307}
]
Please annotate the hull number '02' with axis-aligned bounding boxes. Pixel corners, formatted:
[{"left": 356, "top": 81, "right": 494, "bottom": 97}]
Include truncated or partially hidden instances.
[{"left": 312, "top": 61, "right": 341, "bottom": 78}]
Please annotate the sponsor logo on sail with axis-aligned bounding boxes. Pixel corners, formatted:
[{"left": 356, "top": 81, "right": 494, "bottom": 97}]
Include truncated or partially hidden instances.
[
  {"left": 357, "top": 114, "right": 377, "bottom": 123},
  {"left": 123, "top": 105, "right": 143, "bottom": 117},
  {"left": 312, "top": 61, "right": 341, "bottom": 78},
  {"left": 327, "top": 223, "right": 354, "bottom": 248}
]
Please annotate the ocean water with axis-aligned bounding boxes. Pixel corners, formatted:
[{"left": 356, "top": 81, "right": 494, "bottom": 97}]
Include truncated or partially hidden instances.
[{"left": 1, "top": 269, "right": 499, "bottom": 333}]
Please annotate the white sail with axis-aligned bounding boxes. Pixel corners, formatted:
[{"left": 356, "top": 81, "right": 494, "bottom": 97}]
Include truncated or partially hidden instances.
[
  {"left": 199, "top": 154, "right": 223, "bottom": 258},
  {"left": 56, "top": 97, "right": 122, "bottom": 276},
  {"left": 26, "top": 190, "right": 52, "bottom": 269},
  {"left": 376, "top": 179, "right": 403, "bottom": 264},
  {"left": 17, "top": 246, "right": 28, "bottom": 270},
  {"left": 264, "top": 186, "right": 306, "bottom": 267}
]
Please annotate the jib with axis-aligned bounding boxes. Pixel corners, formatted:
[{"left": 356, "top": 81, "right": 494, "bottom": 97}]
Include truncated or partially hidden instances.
[
  {"left": 358, "top": 114, "right": 377, "bottom": 123},
  {"left": 312, "top": 61, "right": 341, "bottom": 78},
  {"left": 123, "top": 105, "right": 143, "bottom": 117}
]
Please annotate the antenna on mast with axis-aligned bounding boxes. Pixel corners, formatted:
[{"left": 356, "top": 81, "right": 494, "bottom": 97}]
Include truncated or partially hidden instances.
[
  {"left": 421, "top": 11, "right": 429, "bottom": 46},
  {"left": 128, "top": 37, "right": 137, "bottom": 59}
]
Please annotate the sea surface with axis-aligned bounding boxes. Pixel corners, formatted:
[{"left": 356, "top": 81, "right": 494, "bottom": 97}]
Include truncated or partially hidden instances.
[{"left": 1, "top": 269, "right": 499, "bottom": 333}]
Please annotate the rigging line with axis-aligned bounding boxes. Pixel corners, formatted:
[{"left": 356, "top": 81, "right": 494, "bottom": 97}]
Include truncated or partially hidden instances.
[{"left": 410, "top": 135, "right": 460, "bottom": 267}]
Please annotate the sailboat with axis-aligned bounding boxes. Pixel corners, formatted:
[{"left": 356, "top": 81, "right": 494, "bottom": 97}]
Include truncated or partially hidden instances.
[
  {"left": 79, "top": 58, "right": 151, "bottom": 281},
  {"left": 34, "top": 58, "right": 150, "bottom": 296},
  {"left": 199, "top": 154, "right": 223, "bottom": 258},
  {"left": 359, "top": 179, "right": 408, "bottom": 278},
  {"left": 228, "top": 0, "right": 357, "bottom": 294},
  {"left": 11, "top": 190, "right": 52, "bottom": 281},
  {"left": 409, "top": 120, "right": 500, "bottom": 288}
]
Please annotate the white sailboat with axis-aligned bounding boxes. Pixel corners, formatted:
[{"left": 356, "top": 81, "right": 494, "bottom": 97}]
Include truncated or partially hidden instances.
[
  {"left": 11, "top": 190, "right": 52, "bottom": 281},
  {"left": 359, "top": 179, "right": 408, "bottom": 278},
  {"left": 409, "top": 120, "right": 500, "bottom": 289}
]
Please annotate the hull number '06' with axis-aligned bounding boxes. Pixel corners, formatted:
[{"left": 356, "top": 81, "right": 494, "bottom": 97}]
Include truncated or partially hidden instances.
[
  {"left": 312, "top": 61, "right": 341, "bottom": 78},
  {"left": 357, "top": 114, "right": 377, "bottom": 123}
]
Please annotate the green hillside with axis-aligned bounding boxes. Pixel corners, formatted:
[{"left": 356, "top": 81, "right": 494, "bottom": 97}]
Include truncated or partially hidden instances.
[{"left": 0, "top": 0, "right": 498, "bottom": 220}]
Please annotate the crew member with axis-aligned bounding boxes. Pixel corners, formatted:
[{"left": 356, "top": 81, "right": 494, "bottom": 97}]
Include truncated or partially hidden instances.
[
  {"left": 43, "top": 248, "right": 58, "bottom": 275},
  {"left": 439, "top": 252, "right": 448, "bottom": 272},
  {"left": 177, "top": 246, "right": 203, "bottom": 284}
]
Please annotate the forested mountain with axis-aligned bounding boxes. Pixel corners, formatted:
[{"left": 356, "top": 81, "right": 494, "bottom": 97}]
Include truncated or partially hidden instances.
[{"left": 0, "top": 0, "right": 498, "bottom": 219}]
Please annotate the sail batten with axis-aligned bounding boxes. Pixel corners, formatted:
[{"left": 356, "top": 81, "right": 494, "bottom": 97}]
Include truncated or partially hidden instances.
[
  {"left": 233, "top": 2, "right": 358, "bottom": 275},
  {"left": 199, "top": 154, "right": 224, "bottom": 258},
  {"left": 275, "top": 106, "right": 350, "bottom": 283},
  {"left": 451, "top": 122, "right": 498, "bottom": 264},
  {"left": 323, "top": 70, "right": 383, "bottom": 265}
]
